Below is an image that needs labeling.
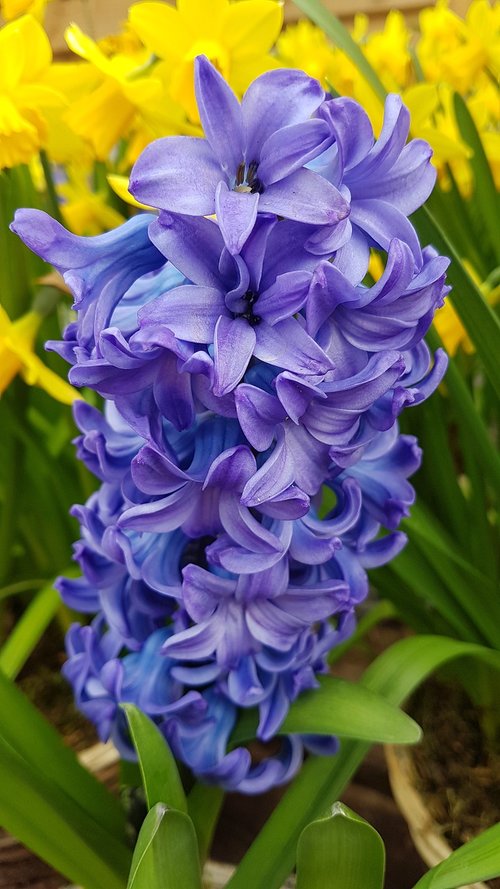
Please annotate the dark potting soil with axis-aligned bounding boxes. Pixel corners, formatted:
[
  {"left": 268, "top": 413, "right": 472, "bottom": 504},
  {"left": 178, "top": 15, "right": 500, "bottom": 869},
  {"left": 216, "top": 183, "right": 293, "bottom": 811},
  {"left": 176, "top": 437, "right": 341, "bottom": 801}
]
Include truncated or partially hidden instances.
[{"left": 410, "top": 679, "right": 500, "bottom": 889}]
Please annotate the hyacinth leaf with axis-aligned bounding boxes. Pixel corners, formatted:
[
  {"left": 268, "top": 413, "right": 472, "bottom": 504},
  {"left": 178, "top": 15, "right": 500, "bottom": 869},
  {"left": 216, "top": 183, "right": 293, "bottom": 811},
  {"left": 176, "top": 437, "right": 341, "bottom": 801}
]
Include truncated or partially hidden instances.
[
  {"left": 280, "top": 675, "right": 421, "bottom": 743},
  {"left": 0, "top": 669, "right": 126, "bottom": 841},
  {"left": 453, "top": 93, "right": 500, "bottom": 265},
  {"left": 0, "top": 580, "right": 60, "bottom": 679},
  {"left": 187, "top": 783, "right": 225, "bottom": 863},
  {"left": 122, "top": 704, "right": 187, "bottom": 814},
  {"left": 296, "top": 802, "right": 385, "bottom": 889},
  {"left": 225, "top": 636, "right": 500, "bottom": 889},
  {"left": 127, "top": 803, "right": 202, "bottom": 889},
  {"left": 0, "top": 737, "right": 130, "bottom": 889},
  {"left": 412, "top": 822, "right": 500, "bottom": 889},
  {"left": 231, "top": 674, "right": 421, "bottom": 747},
  {"left": 415, "top": 206, "right": 500, "bottom": 401},
  {"left": 292, "top": 0, "right": 386, "bottom": 101}
]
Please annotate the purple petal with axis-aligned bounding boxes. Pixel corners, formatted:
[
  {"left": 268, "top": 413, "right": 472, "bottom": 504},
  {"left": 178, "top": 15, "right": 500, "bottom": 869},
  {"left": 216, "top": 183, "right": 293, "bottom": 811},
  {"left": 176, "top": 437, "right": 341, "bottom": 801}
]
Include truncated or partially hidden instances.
[
  {"left": 318, "top": 97, "right": 374, "bottom": 177},
  {"left": 195, "top": 56, "right": 244, "bottom": 176},
  {"left": 213, "top": 316, "right": 256, "bottom": 395},
  {"left": 129, "top": 136, "right": 222, "bottom": 214},
  {"left": 204, "top": 445, "right": 256, "bottom": 490},
  {"left": 259, "top": 168, "right": 349, "bottom": 226},
  {"left": 257, "top": 271, "right": 310, "bottom": 325},
  {"left": 351, "top": 200, "right": 422, "bottom": 265},
  {"left": 242, "top": 68, "right": 325, "bottom": 161},
  {"left": 254, "top": 317, "right": 333, "bottom": 376},
  {"left": 241, "top": 432, "right": 296, "bottom": 506},
  {"left": 149, "top": 213, "right": 224, "bottom": 286},
  {"left": 138, "top": 285, "right": 227, "bottom": 343},
  {"left": 182, "top": 564, "right": 234, "bottom": 621},
  {"left": 215, "top": 182, "right": 259, "bottom": 255},
  {"left": 235, "top": 384, "right": 284, "bottom": 451},
  {"left": 258, "top": 119, "right": 332, "bottom": 185},
  {"left": 162, "top": 620, "right": 223, "bottom": 660}
]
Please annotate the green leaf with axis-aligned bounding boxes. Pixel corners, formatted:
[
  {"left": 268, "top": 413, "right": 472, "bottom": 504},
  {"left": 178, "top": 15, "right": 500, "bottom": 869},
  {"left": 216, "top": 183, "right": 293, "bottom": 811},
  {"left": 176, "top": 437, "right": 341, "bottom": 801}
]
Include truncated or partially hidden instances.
[
  {"left": 231, "top": 675, "right": 421, "bottom": 748},
  {"left": 414, "top": 206, "right": 500, "bottom": 401},
  {"left": 0, "top": 580, "right": 60, "bottom": 679},
  {"left": 187, "top": 783, "right": 225, "bottom": 863},
  {"left": 281, "top": 675, "right": 421, "bottom": 744},
  {"left": 127, "top": 804, "right": 202, "bottom": 889},
  {"left": 225, "top": 637, "right": 500, "bottom": 889},
  {"left": 413, "top": 822, "right": 500, "bottom": 889},
  {"left": 292, "top": 0, "right": 386, "bottom": 101},
  {"left": 427, "top": 327, "right": 500, "bottom": 494},
  {"left": 296, "top": 802, "right": 385, "bottom": 889},
  {"left": 453, "top": 92, "right": 500, "bottom": 264},
  {"left": 122, "top": 704, "right": 187, "bottom": 813},
  {"left": 0, "top": 737, "right": 129, "bottom": 889},
  {"left": 0, "top": 669, "right": 126, "bottom": 841}
]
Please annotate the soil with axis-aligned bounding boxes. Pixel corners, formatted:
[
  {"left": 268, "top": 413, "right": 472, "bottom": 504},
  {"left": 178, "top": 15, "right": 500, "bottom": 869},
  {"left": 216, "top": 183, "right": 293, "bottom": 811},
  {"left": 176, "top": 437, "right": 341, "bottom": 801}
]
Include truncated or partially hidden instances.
[{"left": 410, "top": 678, "right": 500, "bottom": 889}]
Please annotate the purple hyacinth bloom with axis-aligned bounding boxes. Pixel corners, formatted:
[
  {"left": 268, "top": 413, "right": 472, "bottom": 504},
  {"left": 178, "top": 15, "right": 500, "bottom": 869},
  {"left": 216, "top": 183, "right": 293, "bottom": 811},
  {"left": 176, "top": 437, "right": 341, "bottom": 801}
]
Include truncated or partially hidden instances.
[
  {"left": 130, "top": 56, "right": 349, "bottom": 253},
  {"left": 138, "top": 212, "right": 333, "bottom": 396},
  {"left": 308, "top": 95, "right": 437, "bottom": 279}
]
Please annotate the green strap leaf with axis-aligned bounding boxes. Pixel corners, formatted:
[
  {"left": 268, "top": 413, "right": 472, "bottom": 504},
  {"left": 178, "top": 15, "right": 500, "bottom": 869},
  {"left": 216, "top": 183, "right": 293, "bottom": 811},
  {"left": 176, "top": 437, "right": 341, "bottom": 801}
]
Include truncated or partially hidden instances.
[
  {"left": 122, "top": 704, "right": 187, "bottom": 813},
  {"left": 127, "top": 804, "right": 202, "bottom": 889},
  {"left": 0, "top": 737, "right": 129, "bottom": 889},
  {"left": 413, "top": 822, "right": 500, "bottom": 889},
  {"left": 414, "top": 206, "right": 500, "bottom": 401},
  {"left": 453, "top": 92, "right": 500, "bottom": 264},
  {"left": 0, "top": 580, "right": 60, "bottom": 679},
  {"left": 0, "top": 668, "right": 126, "bottom": 841},
  {"left": 187, "top": 783, "right": 225, "bottom": 863},
  {"left": 292, "top": 0, "right": 386, "bottom": 101},
  {"left": 281, "top": 675, "right": 421, "bottom": 744},
  {"left": 231, "top": 674, "right": 421, "bottom": 747},
  {"left": 296, "top": 802, "right": 385, "bottom": 889},
  {"left": 226, "top": 637, "right": 500, "bottom": 889}
]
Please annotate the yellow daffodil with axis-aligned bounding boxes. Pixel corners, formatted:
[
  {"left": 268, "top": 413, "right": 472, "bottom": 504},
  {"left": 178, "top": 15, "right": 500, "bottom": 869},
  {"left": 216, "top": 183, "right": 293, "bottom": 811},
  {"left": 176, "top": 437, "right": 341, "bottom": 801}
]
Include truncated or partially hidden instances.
[
  {"left": 60, "top": 23, "right": 197, "bottom": 161},
  {"left": 58, "top": 167, "right": 125, "bottom": 236},
  {"left": 364, "top": 10, "right": 412, "bottom": 93},
  {"left": 418, "top": 0, "right": 499, "bottom": 92},
  {"left": 0, "top": 15, "right": 63, "bottom": 169},
  {"left": 0, "top": 0, "right": 50, "bottom": 21},
  {"left": 128, "top": 0, "right": 283, "bottom": 123},
  {"left": 0, "top": 303, "right": 77, "bottom": 403}
]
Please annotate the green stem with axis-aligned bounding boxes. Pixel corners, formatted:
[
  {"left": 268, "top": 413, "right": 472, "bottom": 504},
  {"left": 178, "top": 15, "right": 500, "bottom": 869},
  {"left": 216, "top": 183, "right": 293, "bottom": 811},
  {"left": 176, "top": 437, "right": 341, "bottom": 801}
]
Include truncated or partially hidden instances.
[
  {"left": 187, "top": 783, "right": 224, "bottom": 863},
  {"left": 0, "top": 382, "right": 26, "bottom": 585},
  {"left": 40, "top": 151, "right": 64, "bottom": 225}
]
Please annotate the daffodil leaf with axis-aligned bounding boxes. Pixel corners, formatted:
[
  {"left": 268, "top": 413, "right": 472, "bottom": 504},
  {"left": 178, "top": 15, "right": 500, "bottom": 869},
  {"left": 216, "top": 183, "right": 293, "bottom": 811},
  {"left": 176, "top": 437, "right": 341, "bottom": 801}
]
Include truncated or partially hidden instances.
[
  {"left": 296, "top": 802, "right": 385, "bottom": 889},
  {"left": 453, "top": 92, "right": 500, "bottom": 265},
  {"left": 122, "top": 704, "right": 187, "bottom": 814},
  {"left": 292, "top": 0, "right": 386, "bottom": 101},
  {"left": 127, "top": 804, "right": 202, "bottom": 889},
  {"left": 414, "top": 205, "right": 500, "bottom": 401}
]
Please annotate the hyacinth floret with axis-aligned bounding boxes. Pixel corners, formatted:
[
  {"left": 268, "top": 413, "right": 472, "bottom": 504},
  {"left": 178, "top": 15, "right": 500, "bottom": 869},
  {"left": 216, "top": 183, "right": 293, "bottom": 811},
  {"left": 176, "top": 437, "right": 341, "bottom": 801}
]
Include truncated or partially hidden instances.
[{"left": 12, "top": 56, "right": 449, "bottom": 794}]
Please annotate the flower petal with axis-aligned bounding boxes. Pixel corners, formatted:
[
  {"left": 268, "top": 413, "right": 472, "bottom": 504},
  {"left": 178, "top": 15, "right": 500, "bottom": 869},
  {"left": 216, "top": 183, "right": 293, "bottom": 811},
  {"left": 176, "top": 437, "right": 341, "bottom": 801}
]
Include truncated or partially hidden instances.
[
  {"left": 194, "top": 55, "right": 244, "bottom": 176},
  {"left": 213, "top": 316, "right": 256, "bottom": 395},
  {"left": 259, "top": 168, "right": 349, "bottom": 225},
  {"left": 139, "top": 285, "right": 226, "bottom": 343},
  {"left": 129, "top": 136, "right": 222, "bottom": 214},
  {"left": 149, "top": 213, "right": 224, "bottom": 286},
  {"left": 215, "top": 181, "right": 259, "bottom": 255}
]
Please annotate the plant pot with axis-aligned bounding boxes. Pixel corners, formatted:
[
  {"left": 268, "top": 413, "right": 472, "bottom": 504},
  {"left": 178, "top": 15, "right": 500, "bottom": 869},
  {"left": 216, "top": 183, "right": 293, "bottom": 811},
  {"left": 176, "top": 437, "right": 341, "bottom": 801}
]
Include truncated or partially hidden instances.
[{"left": 385, "top": 744, "right": 488, "bottom": 889}]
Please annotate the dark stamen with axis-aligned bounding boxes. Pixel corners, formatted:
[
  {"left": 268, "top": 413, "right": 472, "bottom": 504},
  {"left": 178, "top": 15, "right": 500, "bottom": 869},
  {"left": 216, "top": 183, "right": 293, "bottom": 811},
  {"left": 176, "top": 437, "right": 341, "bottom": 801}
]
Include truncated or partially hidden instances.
[
  {"left": 236, "top": 162, "right": 245, "bottom": 186},
  {"left": 250, "top": 178, "right": 264, "bottom": 194}
]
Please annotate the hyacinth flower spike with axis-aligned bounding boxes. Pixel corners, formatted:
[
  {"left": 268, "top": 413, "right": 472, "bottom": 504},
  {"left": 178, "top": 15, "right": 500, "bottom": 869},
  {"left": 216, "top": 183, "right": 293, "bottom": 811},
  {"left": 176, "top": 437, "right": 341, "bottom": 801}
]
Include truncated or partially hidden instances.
[{"left": 129, "top": 55, "right": 350, "bottom": 253}]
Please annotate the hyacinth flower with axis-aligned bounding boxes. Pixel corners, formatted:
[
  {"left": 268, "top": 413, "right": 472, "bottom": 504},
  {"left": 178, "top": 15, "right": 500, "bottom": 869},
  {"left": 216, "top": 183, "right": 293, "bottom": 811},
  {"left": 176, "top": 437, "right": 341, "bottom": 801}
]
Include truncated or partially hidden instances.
[{"left": 13, "top": 56, "right": 449, "bottom": 793}]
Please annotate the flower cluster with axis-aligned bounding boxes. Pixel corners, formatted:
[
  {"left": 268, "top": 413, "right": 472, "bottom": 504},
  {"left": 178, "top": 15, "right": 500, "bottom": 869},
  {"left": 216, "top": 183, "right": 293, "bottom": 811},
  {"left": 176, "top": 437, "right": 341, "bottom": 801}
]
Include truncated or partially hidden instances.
[{"left": 13, "top": 57, "right": 448, "bottom": 793}]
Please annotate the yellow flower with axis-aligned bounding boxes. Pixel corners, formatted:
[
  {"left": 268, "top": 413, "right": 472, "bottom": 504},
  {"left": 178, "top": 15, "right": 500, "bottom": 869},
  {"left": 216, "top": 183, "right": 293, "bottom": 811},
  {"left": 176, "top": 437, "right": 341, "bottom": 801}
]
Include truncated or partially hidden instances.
[
  {"left": 60, "top": 23, "right": 197, "bottom": 161},
  {"left": 0, "top": 304, "right": 77, "bottom": 403},
  {"left": 128, "top": 0, "right": 283, "bottom": 123},
  {"left": 417, "top": 0, "right": 499, "bottom": 91},
  {"left": 364, "top": 10, "right": 412, "bottom": 93},
  {"left": 0, "top": 15, "right": 63, "bottom": 169},
  {"left": 0, "top": 0, "right": 50, "bottom": 21},
  {"left": 58, "top": 166, "right": 125, "bottom": 236}
]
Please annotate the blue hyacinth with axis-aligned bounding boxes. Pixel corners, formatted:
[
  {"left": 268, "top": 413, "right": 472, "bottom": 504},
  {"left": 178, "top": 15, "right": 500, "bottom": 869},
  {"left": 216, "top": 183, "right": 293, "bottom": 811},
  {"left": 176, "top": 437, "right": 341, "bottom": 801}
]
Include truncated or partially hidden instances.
[{"left": 12, "top": 57, "right": 448, "bottom": 793}]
